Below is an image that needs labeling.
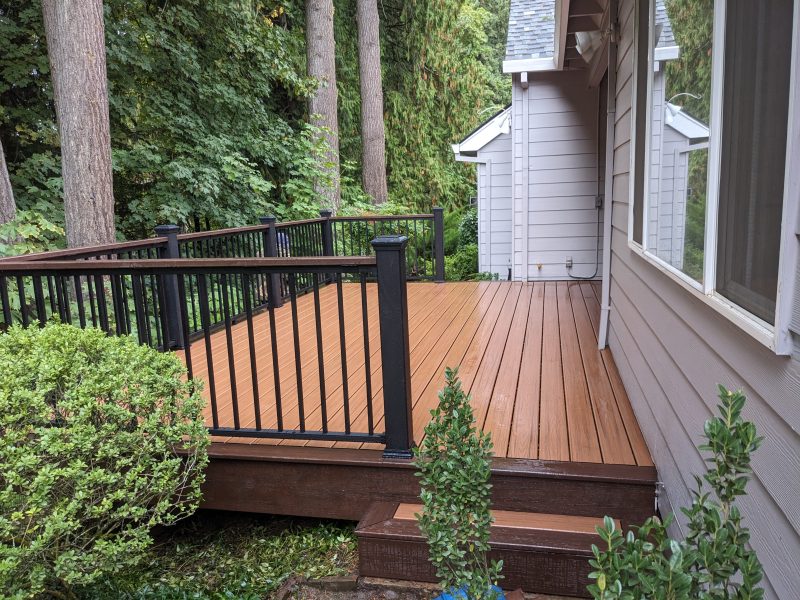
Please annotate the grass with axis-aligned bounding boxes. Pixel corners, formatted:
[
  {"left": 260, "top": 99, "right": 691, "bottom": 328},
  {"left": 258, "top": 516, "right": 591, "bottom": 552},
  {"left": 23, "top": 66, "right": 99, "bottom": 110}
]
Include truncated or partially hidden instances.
[{"left": 76, "top": 510, "right": 357, "bottom": 600}]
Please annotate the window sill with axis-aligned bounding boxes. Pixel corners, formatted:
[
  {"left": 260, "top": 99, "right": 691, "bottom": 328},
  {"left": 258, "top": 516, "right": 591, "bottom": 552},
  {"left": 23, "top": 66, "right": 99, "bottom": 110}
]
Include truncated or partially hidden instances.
[{"left": 626, "top": 241, "right": 787, "bottom": 355}]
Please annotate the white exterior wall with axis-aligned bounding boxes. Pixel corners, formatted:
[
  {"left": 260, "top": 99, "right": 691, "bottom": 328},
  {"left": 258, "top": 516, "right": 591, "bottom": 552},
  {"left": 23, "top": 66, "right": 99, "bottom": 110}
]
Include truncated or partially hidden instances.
[
  {"left": 510, "top": 71, "right": 604, "bottom": 280},
  {"left": 475, "top": 133, "right": 513, "bottom": 278},
  {"left": 607, "top": 0, "right": 800, "bottom": 597},
  {"left": 646, "top": 68, "right": 690, "bottom": 269}
]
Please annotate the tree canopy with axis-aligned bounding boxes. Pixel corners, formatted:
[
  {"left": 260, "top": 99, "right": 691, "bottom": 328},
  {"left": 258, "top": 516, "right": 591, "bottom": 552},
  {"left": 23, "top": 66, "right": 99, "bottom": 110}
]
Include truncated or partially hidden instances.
[{"left": 0, "top": 0, "right": 509, "bottom": 244}]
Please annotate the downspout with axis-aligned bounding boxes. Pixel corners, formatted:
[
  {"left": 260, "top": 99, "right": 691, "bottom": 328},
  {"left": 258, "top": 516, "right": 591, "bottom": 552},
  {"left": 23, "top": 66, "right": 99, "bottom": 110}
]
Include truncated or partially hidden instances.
[{"left": 598, "top": 0, "right": 617, "bottom": 350}]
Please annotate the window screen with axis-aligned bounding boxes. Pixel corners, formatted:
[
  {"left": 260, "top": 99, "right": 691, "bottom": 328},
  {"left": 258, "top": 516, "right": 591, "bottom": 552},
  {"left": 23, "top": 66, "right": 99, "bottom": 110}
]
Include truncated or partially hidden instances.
[{"left": 716, "top": 0, "right": 793, "bottom": 324}]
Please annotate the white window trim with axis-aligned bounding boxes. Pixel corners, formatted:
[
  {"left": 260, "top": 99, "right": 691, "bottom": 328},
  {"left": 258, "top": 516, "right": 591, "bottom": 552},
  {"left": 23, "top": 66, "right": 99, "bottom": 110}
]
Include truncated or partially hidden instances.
[{"left": 627, "top": 0, "right": 799, "bottom": 356}]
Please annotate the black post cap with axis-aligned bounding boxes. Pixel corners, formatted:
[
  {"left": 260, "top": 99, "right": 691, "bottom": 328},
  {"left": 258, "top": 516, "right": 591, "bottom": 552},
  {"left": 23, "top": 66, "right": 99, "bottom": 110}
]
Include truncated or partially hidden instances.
[
  {"left": 371, "top": 235, "right": 409, "bottom": 249},
  {"left": 259, "top": 215, "right": 277, "bottom": 225},
  {"left": 154, "top": 224, "right": 180, "bottom": 235},
  {"left": 319, "top": 209, "right": 333, "bottom": 218}
]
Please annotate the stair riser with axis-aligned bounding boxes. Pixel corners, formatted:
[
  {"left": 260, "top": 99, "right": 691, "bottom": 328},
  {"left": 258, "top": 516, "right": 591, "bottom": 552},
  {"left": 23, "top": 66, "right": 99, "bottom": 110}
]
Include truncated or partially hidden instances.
[{"left": 358, "top": 536, "right": 593, "bottom": 598}]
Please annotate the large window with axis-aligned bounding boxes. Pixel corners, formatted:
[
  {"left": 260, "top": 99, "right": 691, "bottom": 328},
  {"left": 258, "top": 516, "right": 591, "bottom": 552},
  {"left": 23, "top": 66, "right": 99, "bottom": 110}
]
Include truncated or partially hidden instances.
[{"left": 631, "top": 0, "right": 794, "bottom": 327}]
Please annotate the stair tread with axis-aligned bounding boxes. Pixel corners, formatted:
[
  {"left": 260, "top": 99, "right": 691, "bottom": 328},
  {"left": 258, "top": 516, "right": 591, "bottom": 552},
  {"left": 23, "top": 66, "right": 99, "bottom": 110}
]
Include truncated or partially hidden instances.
[{"left": 394, "top": 503, "right": 617, "bottom": 535}]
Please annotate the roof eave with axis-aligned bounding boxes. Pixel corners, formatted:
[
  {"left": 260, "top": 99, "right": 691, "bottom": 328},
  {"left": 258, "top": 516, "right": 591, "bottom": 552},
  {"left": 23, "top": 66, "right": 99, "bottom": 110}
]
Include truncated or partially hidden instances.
[{"left": 502, "top": 56, "right": 558, "bottom": 73}]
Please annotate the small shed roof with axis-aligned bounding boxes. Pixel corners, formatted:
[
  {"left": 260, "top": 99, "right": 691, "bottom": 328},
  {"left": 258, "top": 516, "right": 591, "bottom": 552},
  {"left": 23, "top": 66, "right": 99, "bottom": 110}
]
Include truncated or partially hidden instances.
[
  {"left": 665, "top": 103, "right": 709, "bottom": 142},
  {"left": 452, "top": 106, "right": 512, "bottom": 158}
]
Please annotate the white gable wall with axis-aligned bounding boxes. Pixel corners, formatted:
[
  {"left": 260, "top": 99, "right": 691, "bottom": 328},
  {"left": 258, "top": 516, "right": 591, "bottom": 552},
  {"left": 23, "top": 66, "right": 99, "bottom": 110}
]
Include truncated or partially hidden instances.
[
  {"left": 474, "top": 132, "right": 513, "bottom": 278},
  {"left": 525, "top": 71, "right": 602, "bottom": 280}
]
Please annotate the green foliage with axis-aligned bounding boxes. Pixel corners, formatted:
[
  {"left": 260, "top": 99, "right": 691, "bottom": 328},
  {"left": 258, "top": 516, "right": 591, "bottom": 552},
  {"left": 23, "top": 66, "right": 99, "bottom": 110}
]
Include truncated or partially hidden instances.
[
  {"left": 0, "top": 210, "right": 64, "bottom": 256},
  {"left": 459, "top": 206, "right": 478, "bottom": 248},
  {"left": 335, "top": 0, "right": 510, "bottom": 212},
  {"left": 414, "top": 367, "right": 502, "bottom": 599},
  {"left": 79, "top": 513, "right": 356, "bottom": 599},
  {"left": 446, "top": 242, "right": 479, "bottom": 281},
  {"left": 588, "top": 387, "right": 764, "bottom": 600},
  {"left": 2, "top": 0, "right": 508, "bottom": 236},
  {"left": 0, "top": 324, "right": 209, "bottom": 599}
]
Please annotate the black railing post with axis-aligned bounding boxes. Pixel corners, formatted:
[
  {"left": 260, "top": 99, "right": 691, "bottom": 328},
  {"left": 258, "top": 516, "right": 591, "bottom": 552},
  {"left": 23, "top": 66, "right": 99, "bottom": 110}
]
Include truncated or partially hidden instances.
[
  {"left": 372, "top": 235, "right": 414, "bottom": 459},
  {"left": 320, "top": 209, "right": 334, "bottom": 283},
  {"left": 154, "top": 224, "right": 185, "bottom": 349},
  {"left": 259, "top": 216, "right": 284, "bottom": 308},
  {"left": 320, "top": 209, "right": 334, "bottom": 257},
  {"left": 433, "top": 206, "right": 445, "bottom": 282}
]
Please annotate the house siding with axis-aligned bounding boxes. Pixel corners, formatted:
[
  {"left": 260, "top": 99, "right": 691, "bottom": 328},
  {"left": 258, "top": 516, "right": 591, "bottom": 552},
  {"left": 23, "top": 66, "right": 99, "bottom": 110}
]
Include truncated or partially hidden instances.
[
  {"left": 608, "top": 1, "right": 800, "bottom": 598},
  {"left": 476, "top": 133, "right": 513, "bottom": 277},
  {"left": 510, "top": 71, "right": 604, "bottom": 280}
]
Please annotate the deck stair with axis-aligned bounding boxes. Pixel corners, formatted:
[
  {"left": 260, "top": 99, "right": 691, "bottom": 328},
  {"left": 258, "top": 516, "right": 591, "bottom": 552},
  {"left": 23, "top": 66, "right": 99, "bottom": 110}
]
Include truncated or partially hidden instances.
[{"left": 356, "top": 502, "right": 618, "bottom": 598}]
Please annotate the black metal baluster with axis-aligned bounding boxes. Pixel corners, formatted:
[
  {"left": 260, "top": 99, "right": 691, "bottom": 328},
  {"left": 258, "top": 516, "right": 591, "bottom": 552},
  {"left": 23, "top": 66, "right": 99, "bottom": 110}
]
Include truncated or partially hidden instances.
[
  {"left": 149, "top": 273, "right": 161, "bottom": 347},
  {"left": 197, "top": 274, "right": 219, "bottom": 428},
  {"left": 87, "top": 274, "right": 98, "bottom": 327},
  {"left": 220, "top": 273, "right": 240, "bottom": 429},
  {"left": 73, "top": 275, "right": 86, "bottom": 328},
  {"left": 59, "top": 276, "right": 72, "bottom": 324},
  {"left": 267, "top": 295, "right": 283, "bottom": 431},
  {"left": 46, "top": 276, "right": 56, "bottom": 315},
  {"left": 95, "top": 275, "right": 109, "bottom": 332},
  {"left": 131, "top": 274, "right": 147, "bottom": 344},
  {"left": 288, "top": 273, "right": 305, "bottom": 431},
  {"left": 120, "top": 274, "right": 132, "bottom": 334},
  {"left": 0, "top": 276, "right": 12, "bottom": 326},
  {"left": 312, "top": 273, "right": 328, "bottom": 432},
  {"left": 107, "top": 265, "right": 122, "bottom": 334},
  {"left": 33, "top": 276, "right": 47, "bottom": 326},
  {"left": 53, "top": 275, "right": 66, "bottom": 322},
  {"left": 16, "top": 276, "right": 28, "bottom": 326},
  {"left": 176, "top": 274, "right": 193, "bottom": 379},
  {"left": 360, "top": 272, "right": 374, "bottom": 434},
  {"left": 242, "top": 273, "right": 261, "bottom": 430},
  {"left": 336, "top": 274, "right": 351, "bottom": 433},
  {"left": 155, "top": 274, "right": 170, "bottom": 351}
]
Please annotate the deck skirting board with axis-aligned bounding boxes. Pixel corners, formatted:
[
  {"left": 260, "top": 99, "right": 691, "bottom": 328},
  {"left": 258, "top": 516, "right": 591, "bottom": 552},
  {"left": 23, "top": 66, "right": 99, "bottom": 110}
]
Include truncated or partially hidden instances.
[{"left": 201, "top": 442, "right": 657, "bottom": 526}]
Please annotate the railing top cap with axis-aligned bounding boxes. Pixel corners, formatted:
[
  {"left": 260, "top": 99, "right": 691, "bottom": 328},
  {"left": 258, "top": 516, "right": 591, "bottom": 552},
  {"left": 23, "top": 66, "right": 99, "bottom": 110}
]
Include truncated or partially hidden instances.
[{"left": 371, "top": 235, "right": 409, "bottom": 248}]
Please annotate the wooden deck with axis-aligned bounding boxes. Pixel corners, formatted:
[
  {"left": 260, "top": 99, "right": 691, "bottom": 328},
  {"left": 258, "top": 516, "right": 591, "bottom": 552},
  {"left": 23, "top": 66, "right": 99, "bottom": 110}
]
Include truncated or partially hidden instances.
[{"left": 185, "top": 281, "right": 652, "bottom": 466}]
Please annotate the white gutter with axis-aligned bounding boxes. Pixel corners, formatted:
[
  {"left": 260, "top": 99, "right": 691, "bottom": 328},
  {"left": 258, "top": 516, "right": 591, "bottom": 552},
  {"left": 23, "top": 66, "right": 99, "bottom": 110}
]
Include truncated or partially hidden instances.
[{"left": 598, "top": 0, "right": 617, "bottom": 350}]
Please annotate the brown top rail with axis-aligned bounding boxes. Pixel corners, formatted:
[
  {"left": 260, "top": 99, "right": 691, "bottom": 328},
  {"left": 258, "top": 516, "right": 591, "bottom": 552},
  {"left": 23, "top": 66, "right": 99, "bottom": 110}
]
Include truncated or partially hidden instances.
[
  {"left": 330, "top": 214, "right": 433, "bottom": 221},
  {"left": 175, "top": 223, "right": 271, "bottom": 242},
  {"left": 0, "top": 237, "right": 168, "bottom": 263},
  {"left": 0, "top": 256, "right": 377, "bottom": 274}
]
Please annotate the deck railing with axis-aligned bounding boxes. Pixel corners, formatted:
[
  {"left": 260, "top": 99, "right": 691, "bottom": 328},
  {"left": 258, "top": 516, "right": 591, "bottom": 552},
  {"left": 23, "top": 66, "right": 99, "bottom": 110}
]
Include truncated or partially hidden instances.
[{"left": 0, "top": 215, "right": 435, "bottom": 457}]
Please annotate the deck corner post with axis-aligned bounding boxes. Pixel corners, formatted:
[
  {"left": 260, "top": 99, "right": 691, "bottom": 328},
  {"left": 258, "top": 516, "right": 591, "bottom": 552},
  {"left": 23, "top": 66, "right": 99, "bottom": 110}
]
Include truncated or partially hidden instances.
[
  {"left": 320, "top": 209, "right": 335, "bottom": 283},
  {"left": 319, "top": 209, "right": 335, "bottom": 257},
  {"left": 259, "top": 216, "right": 284, "bottom": 308},
  {"left": 154, "top": 224, "right": 185, "bottom": 349},
  {"left": 432, "top": 206, "right": 445, "bottom": 282},
  {"left": 372, "top": 234, "right": 414, "bottom": 459}
]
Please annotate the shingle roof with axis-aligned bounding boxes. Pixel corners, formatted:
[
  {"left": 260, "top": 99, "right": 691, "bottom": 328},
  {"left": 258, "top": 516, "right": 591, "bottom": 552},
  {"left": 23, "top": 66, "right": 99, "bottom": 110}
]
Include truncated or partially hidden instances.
[
  {"left": 504, "top": 0, "right": 677, "bottom": 63},
  {"left": 505, "top": 0, "right": 556, "bottom": 61},
  {"left": 655, "top": 0, "right": 676, "bottom": 48}
]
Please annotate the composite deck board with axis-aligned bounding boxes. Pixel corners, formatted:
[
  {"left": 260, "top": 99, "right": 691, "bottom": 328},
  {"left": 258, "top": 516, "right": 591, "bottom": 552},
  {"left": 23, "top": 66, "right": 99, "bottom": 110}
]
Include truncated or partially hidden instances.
[{"left": 184, "top": 281, "right": 652, "bottom": 464}]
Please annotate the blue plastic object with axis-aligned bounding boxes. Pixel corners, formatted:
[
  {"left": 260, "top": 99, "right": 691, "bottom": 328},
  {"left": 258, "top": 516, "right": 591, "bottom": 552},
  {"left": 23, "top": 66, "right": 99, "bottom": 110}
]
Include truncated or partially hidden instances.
[{"left": 434, "top": 585, "right": 505, "bottom": 600}]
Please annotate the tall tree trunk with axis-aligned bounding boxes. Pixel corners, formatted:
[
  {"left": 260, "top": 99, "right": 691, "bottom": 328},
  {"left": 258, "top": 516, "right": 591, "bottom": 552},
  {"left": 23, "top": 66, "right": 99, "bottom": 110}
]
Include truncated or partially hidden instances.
[
  {"left": 356, "top": 0, "right": 388, "bottom": 204},
  {"left": 0, "top": 139, "right": 16, "bottom": 225},
  {"left": 42, "top": 0, "right": 115, "bottom": 248},
  {"left": 306, "top": 0, "right": 341, "bottom": 211}
]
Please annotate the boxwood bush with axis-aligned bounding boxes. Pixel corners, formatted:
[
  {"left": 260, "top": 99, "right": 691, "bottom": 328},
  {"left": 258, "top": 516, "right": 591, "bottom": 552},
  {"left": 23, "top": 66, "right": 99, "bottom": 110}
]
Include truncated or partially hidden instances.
[{"left": 0, "top": 324, "right": 209, "bottom": 599}]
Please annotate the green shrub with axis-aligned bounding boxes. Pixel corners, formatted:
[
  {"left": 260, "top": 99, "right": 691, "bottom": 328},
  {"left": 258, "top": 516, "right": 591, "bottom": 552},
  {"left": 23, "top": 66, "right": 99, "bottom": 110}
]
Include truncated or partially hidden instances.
[
  {"left": 443, "top": 208, "right": 465, "bottom": 255},
  {"left": 588, "top": 386, "right": 764, "bottom": 599},
  {"left": 414, "top": 367, "right": 502, "bottom": 599},
  {"left": 458, "top": 207, "right": 478, "bottom": 248},
  {"left": 0, "top": 324, "right": 209, "bottom": 599},
  {"left": 446, "top": 243, "right": 479, "bottom": 281}
]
